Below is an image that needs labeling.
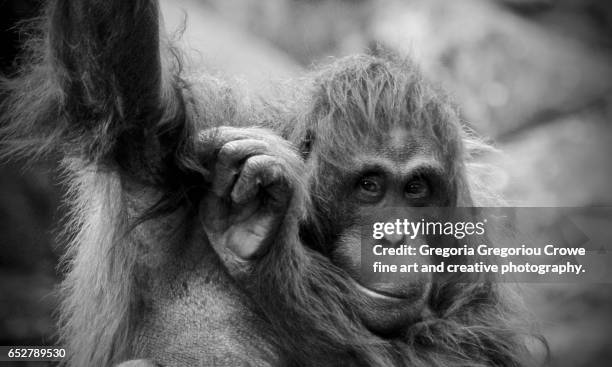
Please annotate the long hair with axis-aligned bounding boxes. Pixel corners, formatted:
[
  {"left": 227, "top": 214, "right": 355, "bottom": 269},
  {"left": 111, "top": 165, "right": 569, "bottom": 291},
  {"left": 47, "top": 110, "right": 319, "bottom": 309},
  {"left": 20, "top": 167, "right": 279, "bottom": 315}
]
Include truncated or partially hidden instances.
[
  {"left": 0, "top": 7, "right": 253, "bottom": 364},
  {"left": 1, "top": 8, "right": 543, "bottom": 363},
  {"left": 270, "top": 54, "right": 545, "bottom": 366}
]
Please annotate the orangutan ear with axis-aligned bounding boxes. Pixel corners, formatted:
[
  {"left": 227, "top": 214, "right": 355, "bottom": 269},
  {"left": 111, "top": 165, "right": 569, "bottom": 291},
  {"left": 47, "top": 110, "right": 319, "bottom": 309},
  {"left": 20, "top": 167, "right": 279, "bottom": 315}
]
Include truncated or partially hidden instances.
[
  {"left": 454, "top": 170, "right": 475, "bottom": 207},
  {"left": 450, "top": 171, "right": 495, "bottom": 282},
  {"left": 298, "top": 129, "right": 315, "bottom": 159}
]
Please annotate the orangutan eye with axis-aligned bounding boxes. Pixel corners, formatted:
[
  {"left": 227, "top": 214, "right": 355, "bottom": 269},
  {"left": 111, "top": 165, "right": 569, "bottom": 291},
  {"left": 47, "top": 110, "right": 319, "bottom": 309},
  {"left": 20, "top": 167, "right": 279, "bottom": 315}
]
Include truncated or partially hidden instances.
[
  {"left": 357, "top": 175, "right": 385, "bottom": 198},
  {"left": 405, "top": 177, "right": 430, "bottom": 199},
  {"left": 360, "top": 178, "right": 380, "bottom": 192}
]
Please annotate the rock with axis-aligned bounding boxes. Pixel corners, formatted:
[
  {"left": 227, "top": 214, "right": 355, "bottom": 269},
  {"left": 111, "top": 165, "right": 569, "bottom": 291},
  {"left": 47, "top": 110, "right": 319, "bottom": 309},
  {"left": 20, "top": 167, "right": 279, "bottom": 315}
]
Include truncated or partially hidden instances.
[
  {"left": 160, "top": 0, "right": 301, "bottom": 96},
  {"left": 499, "top": 106, "right": 612, "bottom": 206},
  {"left": 371, "top": 0, "right": 612, "bottom": 137}
]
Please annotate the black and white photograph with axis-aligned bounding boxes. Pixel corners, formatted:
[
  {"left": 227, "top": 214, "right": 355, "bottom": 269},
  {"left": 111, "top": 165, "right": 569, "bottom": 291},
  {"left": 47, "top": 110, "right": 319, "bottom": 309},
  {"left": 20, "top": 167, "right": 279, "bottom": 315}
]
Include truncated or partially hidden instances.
[{"left": 1, "top": 0, "right": 611, "bottom": 366}]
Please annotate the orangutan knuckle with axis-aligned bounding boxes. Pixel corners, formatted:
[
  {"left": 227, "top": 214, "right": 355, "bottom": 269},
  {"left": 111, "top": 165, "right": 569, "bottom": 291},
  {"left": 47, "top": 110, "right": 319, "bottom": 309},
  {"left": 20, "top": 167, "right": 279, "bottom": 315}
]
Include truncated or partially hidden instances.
[{"left": 218, "top": 139, "right": 269, "bottom": 167}]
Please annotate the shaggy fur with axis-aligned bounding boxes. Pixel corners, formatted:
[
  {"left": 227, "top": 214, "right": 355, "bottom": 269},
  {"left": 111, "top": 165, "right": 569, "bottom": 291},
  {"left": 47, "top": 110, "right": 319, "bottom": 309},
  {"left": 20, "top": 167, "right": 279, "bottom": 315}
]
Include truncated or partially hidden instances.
[
  {"left": 0, "top": 1, "right": 259, "bottom": 365},
  {"left": 237, "top": 55, "right": 542, "bottom": 367},
  {"left": 0, "top": 1, "right": 542, "bottom": 366}
]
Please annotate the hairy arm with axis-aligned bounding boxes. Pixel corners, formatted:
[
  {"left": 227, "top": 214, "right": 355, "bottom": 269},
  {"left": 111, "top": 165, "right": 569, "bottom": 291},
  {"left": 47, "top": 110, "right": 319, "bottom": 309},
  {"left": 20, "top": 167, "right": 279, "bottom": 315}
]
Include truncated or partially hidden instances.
[
  {"left": 0, "top": 2, "right": 214, "bottom": 366},
  {"left": 0, "top": 0, "right": 193, "bottom": 187},
  {"left": 199, "top": 128, "right": 398, "bottom": 366}
]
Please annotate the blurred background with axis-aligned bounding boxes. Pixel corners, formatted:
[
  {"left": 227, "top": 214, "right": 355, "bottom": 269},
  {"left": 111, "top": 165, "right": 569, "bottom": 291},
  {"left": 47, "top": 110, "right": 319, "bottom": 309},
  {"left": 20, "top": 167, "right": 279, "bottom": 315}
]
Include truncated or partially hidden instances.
[{"left": 1, "top": 0, "right": 611, "bottom": 366}]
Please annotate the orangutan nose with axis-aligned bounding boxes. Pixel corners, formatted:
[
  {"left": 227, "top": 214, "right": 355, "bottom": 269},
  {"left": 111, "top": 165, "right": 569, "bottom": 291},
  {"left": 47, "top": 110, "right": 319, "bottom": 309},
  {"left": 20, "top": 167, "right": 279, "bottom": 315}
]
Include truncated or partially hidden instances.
[{"left": 383, "top": 231, "right": 405, "bottom": 247}]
